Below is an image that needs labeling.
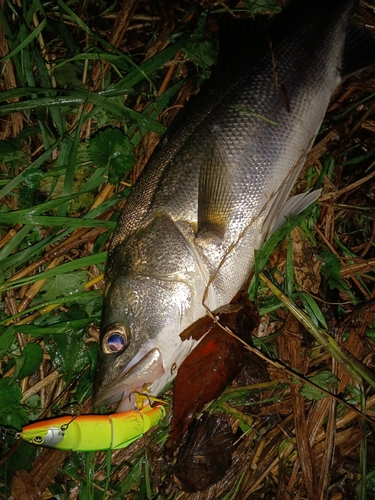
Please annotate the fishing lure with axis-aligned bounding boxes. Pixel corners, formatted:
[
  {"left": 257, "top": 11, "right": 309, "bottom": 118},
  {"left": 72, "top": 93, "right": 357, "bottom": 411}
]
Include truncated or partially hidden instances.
[{"left": 17, "top": 404, "right": 165, "bottom": 452}]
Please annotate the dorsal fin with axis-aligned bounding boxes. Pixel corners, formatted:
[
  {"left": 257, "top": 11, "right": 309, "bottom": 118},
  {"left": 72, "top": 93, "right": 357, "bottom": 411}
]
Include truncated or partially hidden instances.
[
  {"left": 342, "top": 22, "right": 375, "bottom": 77},
  {"left": 217, "top": 15, "right": 274, "bottom": 65}
]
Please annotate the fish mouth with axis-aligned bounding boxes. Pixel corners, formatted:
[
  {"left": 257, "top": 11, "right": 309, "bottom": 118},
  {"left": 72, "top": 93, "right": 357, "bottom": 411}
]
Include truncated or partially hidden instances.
[{"left": 93, "top": 347, "right": 165, "bottom": 412}]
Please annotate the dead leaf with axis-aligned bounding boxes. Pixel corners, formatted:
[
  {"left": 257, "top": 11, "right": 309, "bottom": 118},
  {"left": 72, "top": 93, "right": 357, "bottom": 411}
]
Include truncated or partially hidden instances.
[
  {"left": 11, "top": 469, "right": 41, "bottom": 500},
  {"left": 166, "top": 322, "right": 244, "bottom": 453},
  {"left": 167, "top": 295, "right": 260, "bottom": 454},
  {"left": 291, "top": 227, "right": 321, "bottom": 294},
  {"left": 173, "top": 413, "right": 234, "bottom": 492}
]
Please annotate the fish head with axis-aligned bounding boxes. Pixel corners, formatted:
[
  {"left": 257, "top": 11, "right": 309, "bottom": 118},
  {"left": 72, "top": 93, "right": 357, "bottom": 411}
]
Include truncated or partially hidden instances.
[
  {"left": 94, "top": 273, "right": 195, "bottom": 411},
  {"left": 94, "top": 213, "right": 210, "bottom": 411}
]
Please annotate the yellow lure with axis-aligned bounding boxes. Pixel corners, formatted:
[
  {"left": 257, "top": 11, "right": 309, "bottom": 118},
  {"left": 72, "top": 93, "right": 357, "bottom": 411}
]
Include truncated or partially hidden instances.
[{"left": 18, "top": 404, "right": 165, "bottom": 451}]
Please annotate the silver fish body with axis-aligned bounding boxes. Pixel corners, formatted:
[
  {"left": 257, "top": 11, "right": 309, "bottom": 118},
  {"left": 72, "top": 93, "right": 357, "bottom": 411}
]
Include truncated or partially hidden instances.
[{"left": 94, "top": 0, "right": 360, "bottom": 410}]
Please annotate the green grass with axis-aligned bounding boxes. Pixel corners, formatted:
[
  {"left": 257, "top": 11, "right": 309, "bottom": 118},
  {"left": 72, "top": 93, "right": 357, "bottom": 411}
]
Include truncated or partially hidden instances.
[{"left": 0, "top": 0, "right": 225, "bottom": 496}]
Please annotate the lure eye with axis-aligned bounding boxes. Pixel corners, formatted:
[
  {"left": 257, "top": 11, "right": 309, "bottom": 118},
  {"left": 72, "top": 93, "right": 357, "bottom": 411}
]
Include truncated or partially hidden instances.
[
  {"left": 102, "top": 324, "right": 129, "bottom": 354},
  {"left": 33, "top": 436, "right": 43, "bottom": 444}
]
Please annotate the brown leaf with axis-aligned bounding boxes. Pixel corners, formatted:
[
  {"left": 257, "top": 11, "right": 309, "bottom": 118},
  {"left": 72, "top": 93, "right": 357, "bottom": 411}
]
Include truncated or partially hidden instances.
[
  {"left": 291, "top": 227, "right": 321, "bottom": 294},
  {"left": 179, "top": 313, "right": 214, "bottom": 342},
  {"left": 11, "top": 469, "right": 41, "bottom": 500},
  {"left": 173, "top": 413, "right": 234, "bottom": 493},
  {"left": 166, "top": 323, "right": 244, "bottom": 453},
  {"left": 166, "top": 295, "right": 260, "bottom": 453}
]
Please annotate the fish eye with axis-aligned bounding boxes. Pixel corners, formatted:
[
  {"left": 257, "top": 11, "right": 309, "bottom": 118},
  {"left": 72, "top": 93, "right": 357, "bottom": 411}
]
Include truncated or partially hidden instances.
[
  {"left": 102, "top": 324, "right": 129, "bottom": 354},
  {"left": 33, "top": 436, "right": 43, "bottom": 444}
]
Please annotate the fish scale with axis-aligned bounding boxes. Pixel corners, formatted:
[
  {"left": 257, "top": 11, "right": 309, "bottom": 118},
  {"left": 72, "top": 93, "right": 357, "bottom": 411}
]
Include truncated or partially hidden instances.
[{"left": 94, "top": 0, "right": 372, "bottom": 411}]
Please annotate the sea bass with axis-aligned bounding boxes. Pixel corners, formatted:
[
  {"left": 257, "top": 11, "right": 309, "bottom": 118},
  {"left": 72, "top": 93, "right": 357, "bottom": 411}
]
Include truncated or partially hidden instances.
[{"left": 94, "top": 0, "right": 373, "bottom": 411}]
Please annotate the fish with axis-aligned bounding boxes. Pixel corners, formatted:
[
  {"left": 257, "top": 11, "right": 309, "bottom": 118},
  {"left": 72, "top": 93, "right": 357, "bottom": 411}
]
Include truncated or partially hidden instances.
[{"left": 94, "top": 0, "right": 375, "bottom": 411}]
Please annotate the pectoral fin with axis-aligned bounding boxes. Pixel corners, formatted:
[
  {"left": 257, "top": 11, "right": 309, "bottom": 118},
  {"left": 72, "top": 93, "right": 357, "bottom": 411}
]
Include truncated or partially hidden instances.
[
  {"left": 265, "top": 189, "right": 322, "bottom": 237},
  {"left": 197, "top": 142, "right": 233, "bottom": 238}
]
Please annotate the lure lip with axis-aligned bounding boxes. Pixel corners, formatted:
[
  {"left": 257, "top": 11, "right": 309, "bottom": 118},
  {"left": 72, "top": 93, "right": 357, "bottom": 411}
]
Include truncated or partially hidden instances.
[{"left": 93, "top": 347, "right": 165, "bottom": 411}]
